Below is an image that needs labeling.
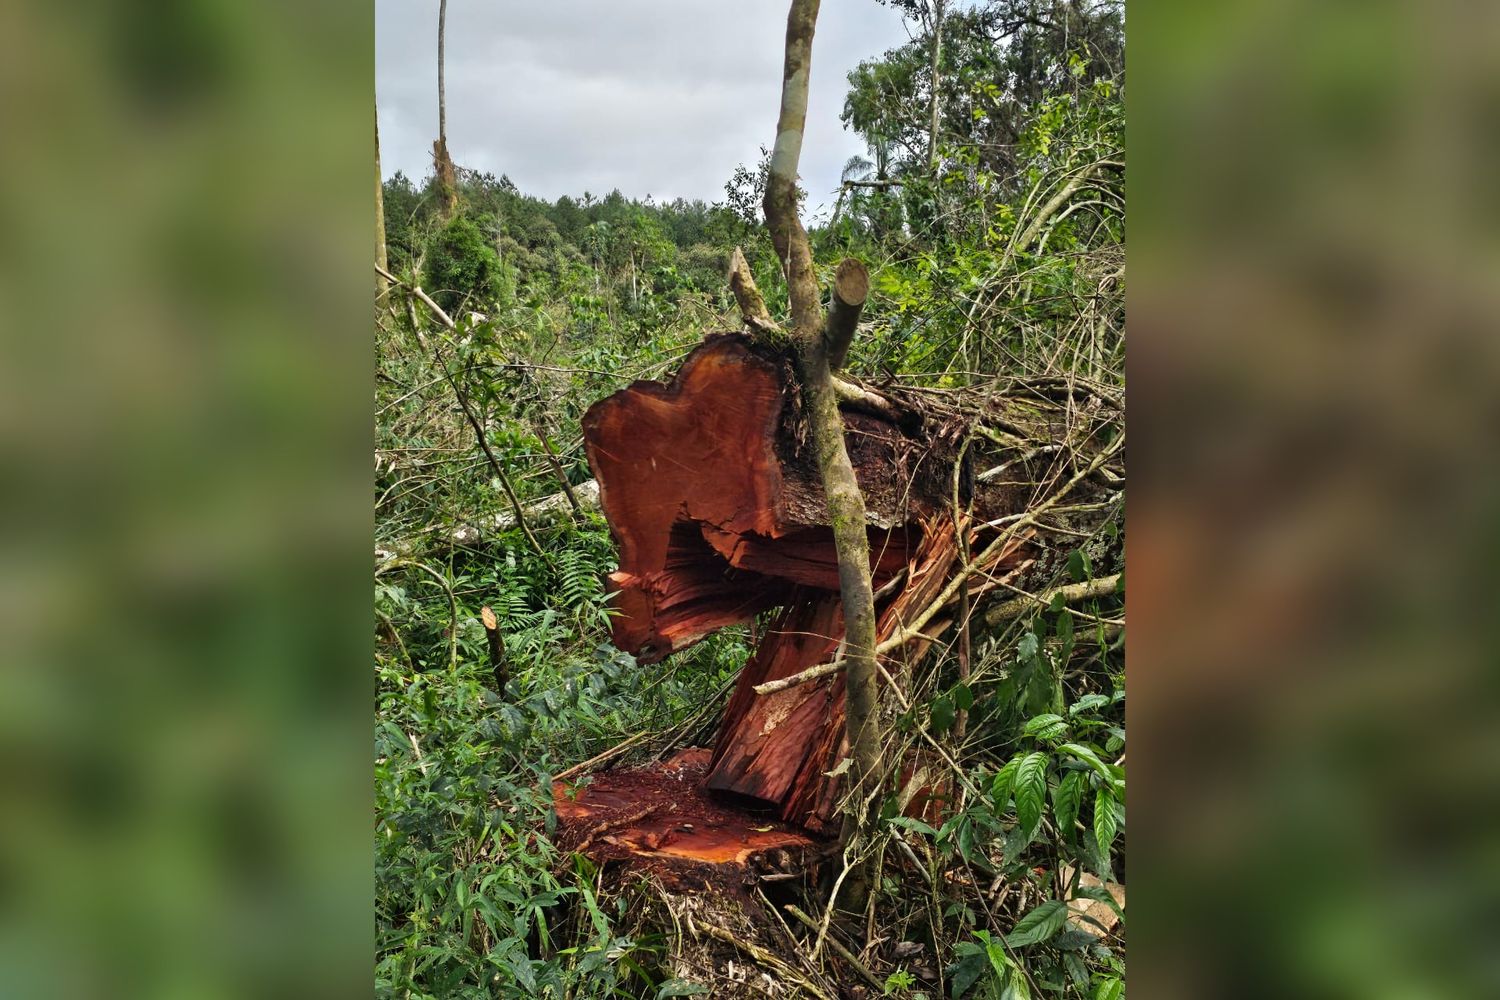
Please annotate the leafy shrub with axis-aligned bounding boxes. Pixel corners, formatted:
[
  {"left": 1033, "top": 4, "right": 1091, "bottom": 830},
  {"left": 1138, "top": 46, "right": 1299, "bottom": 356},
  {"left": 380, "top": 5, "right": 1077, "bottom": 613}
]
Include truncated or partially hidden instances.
[{"left": 423, "top": 215, "right": 505, "bottom": 313}]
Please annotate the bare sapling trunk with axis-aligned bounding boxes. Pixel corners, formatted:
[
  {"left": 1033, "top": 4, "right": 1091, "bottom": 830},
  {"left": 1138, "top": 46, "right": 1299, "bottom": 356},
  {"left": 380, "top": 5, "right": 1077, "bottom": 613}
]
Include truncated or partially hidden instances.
[
  {"left": 763, "top": 0, "right": 881, "bottom": 917},
  {"left": 376, "top": 106, "right": 389, "bottom": 297},
  {"left": 927, "top": 0, "right": 945, "bottom": 171}
]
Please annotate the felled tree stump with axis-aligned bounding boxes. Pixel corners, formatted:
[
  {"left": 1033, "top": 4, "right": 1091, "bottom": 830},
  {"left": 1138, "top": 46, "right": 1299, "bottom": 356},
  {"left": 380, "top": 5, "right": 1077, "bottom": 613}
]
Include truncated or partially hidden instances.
[
  {"left": 550, "top": 330, "right": 1114, "bottom": 994},
  {"left": 556, "top": 331, "right": 1109, "bottom": 844},
  {"left": 565, "top": 333, "right": 1044, "bottom": 837},
  {"left": 582, "top": 334, "right": 934, "bottom": 663}
]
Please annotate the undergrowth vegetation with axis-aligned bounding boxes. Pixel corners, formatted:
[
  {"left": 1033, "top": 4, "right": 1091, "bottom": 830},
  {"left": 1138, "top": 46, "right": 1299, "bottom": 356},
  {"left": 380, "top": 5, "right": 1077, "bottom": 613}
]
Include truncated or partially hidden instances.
[{"left": 376, "top": 3, "right": 1123, "bottom": 996}]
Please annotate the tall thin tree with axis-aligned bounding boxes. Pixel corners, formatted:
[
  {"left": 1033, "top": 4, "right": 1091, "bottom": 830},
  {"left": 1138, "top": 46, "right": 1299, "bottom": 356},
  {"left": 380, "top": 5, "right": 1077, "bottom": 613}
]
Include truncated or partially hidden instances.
[
  {"left": 926, "top": 0, "right": 946, "bottom": 171},
  {"left": 375, "top": 105, "right": 389, "bottom": 296},
  {"left": 432, "top": 0, "right": 458, "bottom": 218}
]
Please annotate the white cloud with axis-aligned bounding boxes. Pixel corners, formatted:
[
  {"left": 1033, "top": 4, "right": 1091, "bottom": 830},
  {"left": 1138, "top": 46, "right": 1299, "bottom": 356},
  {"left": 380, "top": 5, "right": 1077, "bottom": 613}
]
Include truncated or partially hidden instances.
[{"left": 376, "top": 0, "right": 912, "bottom": 214}]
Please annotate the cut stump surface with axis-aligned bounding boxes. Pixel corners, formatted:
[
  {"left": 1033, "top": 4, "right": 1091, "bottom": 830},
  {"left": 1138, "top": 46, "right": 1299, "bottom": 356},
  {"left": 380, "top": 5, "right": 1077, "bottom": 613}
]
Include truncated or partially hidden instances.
[
  {"left": 554, "top": 749, "right": 821, "bottom": 880},
  {"left": 583, "top": 334, "right": 934, "bottom": 663}
]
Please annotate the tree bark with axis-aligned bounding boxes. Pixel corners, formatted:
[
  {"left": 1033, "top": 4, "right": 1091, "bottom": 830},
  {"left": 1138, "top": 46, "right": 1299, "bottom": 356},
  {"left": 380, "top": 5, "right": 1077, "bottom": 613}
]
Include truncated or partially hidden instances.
[
  {"left": 480, "top": 605, "right": 508, "bottom": 694},
  {"left": 824, "top": 258, "right": 868, "bottom": 371},
  {"left": 728, "top": 246, "right": 776, "bottom": 336},
  {"left": 763, "top": 0, "right": 881, "bottom": 917},
  {"left": 438, "top": 0, "right": 448, "bottom": 145},
  {"left": 537, "top": 433, "right": 583, "bottom": 516},
  {"left": 927, "top": 0, "right": 946, "bottom": 172},
  {"left": 375, "top": 106, "right": 389, "bottom": 297}
]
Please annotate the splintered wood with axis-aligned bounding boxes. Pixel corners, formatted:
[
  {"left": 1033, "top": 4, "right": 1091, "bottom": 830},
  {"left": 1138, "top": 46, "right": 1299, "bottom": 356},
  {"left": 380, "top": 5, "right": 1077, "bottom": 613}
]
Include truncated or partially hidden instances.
[
  {"left": 554, "top": 750, "right": 818, "bottom": 879},
  {"left": 581, "top": 334, "right": 935, "bottom": 663},
  {"left": 560, "top": 331, "right": 1109, "bottom": 862},
  {"left": 707, "top": 519, "right": 1030, "bottom": 833}
]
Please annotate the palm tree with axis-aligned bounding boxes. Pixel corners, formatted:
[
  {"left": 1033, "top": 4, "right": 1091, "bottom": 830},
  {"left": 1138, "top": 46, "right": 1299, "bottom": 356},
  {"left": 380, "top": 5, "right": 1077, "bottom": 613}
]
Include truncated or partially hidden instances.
[
  {"left": 840, "top": 155, "right": 876, "bottom": 186},
  {"left": 836, "top": 139, "right": 904, "bottom": 236}
]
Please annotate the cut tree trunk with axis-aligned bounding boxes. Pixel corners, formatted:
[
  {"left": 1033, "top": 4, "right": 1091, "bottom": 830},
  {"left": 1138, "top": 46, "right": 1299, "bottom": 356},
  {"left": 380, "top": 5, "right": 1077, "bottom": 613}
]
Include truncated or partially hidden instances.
[
  {"left": 582, "top": 334, "right": 948, "bottom": 662},
  {"left": 555, "top": 327, "right": 1119, "bottom": 987},
  {"left": 553, "top": 749, "right": 842, "bottom": 999},
  {"left": 579, "top": 333, "right": 1062, "bottom": 833}
]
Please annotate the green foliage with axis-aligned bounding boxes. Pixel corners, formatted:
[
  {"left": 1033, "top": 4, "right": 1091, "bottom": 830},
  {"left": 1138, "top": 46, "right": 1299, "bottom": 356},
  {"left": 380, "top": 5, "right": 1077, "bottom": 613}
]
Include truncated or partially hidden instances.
[
  {"left": 374, "top": 534, "right": 745, "bottom": 997},
  {"left": 377, "top": 4, "right": 1123, "bottom": 995},
  {"left": 423, "top": 214, "right": 506, "bottom": 314}
]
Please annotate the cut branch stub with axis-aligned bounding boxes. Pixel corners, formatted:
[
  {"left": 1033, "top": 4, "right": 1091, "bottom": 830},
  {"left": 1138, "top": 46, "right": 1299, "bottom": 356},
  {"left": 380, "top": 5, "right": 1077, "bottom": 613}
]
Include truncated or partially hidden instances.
[
  {"left": 824, "top": 258, "right": 869, "bottom": 371},
  {"left": 728, "top": 246, "right": 778, "bottom": 339}
]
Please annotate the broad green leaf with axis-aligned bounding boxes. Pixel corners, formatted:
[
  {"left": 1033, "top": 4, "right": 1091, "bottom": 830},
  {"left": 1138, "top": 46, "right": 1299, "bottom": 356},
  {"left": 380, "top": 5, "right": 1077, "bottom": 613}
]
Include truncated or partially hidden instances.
[
  {"left": 979, "top": 929, "right": 1008, "bottom": 975},
  {"left": 956, "top": 813, "right": 978, "bottom": 861},
  {"left": 1064, "top": 952, "right": 1091, "bottom": 991},
  {"left": 1053, "top": 770, "right": 1085, "bottom": 837},
  {"left": 1067, "top": 548, "right": 1090, "bottom": 581},
  {"left": 931, "top": 695, "right": 956, "bottom": 734},
  {"left": 887, "top": 815, "right": 939, "bottom": 838},
  {"left": 1069, "top": 694, "right": 1109, "bottom": 716},
  {"left": 991, "top": 756, "right": 1021, "bottom": 806},
  {"left": 1059, "top": 743, "right": 1113, "bottom": 781},
  {"left": 1075, "top": 885, "right": 1125, "bottom": 922},
  {"left": 1018, "top": 633, "right": 1039, "bottom": 660},
  {"left": 954, "top": 683, "right": 974, "bottom": 711},
  {"left": 1093, "top": 978, "right": 1124, "bottom": 1000},
  {"left": 1004, "top": 899, "right": 1068, "bottom": 947},
  {"left": 1023, "top": 713, "right": 1066, "bottom": 741},
  {"left": 1023, "top": 657, "right": 1060, "bottom": 718},
  {"left": 1056, "top": 605, "right": 1074, "bottom": 653},
  {"left": 657, "top": 979, "right": 710, "bottom": 998},
  {"left": 1002, "top": 973, "right": 1033, "bottom": 1000},
  {"left": 949, "top": 951, "right": 989, "bottom": 999},
  {"left": 1013, "top": 752, "right": 1048, "bottom": 838},
  {"left": 1094, "top": 786, "right": 1118, "bottom": 854}
]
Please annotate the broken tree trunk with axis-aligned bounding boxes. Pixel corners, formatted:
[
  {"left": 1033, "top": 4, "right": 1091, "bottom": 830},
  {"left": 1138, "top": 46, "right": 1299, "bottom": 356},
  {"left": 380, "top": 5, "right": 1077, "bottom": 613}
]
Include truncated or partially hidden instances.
[
  {"left": 559, "top": 327, "right": 1118, "bottom": 988},
  {"left": 548, "top": 2, "right": 1121, "bottom": 986},
  {"left": 552, "top": 749, "right": 843, "bottom": 998},
  {"left": 580, "top": 333, "right": 1054, "bottom": 831},
  {"left": 583, "top": 334, "right": 934, "bottom": 662}
]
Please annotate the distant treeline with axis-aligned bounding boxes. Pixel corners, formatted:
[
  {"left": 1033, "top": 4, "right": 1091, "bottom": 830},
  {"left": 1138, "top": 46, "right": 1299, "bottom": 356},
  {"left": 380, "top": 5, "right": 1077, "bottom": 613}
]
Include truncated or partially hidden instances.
[{"left": 383, "top": 167, "right": 763, "bottom": 311}]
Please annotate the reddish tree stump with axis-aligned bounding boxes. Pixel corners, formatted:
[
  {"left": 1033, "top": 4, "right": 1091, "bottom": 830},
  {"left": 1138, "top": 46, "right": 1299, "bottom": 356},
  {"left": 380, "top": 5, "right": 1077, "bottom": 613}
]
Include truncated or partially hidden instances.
[
  {"left": 575, "top": 333, "right": 1044, "bottom": 840},
  {"left": 582, "top": 334, "right": 933, "bottom": 663}
]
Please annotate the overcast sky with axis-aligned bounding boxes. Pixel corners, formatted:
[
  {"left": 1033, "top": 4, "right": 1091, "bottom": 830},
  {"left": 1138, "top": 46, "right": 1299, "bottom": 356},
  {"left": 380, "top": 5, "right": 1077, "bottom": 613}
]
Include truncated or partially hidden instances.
[{"left": 376, "top": 1, "right": 912, "bottom": 218}]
